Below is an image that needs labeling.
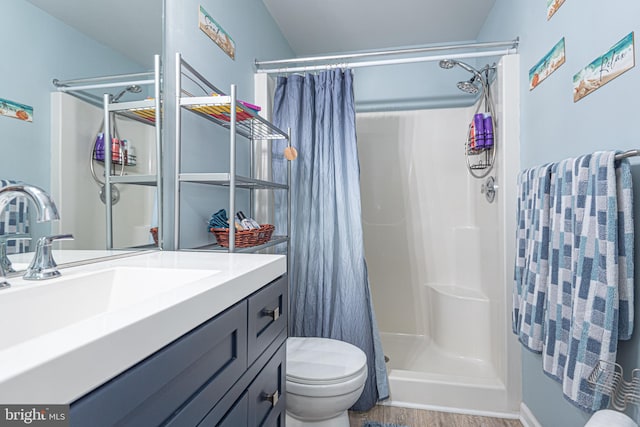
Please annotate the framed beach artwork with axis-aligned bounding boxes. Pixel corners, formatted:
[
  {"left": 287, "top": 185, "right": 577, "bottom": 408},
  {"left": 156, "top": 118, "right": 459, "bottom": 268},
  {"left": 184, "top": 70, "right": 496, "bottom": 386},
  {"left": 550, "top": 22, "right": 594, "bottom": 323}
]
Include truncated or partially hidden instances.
[
  {"left": 547, "top": 0, "right": 566, "bottom": 20},
  {"left": 199, "top": 5, "right": 236, "bottom": 59},
  {"left": 573, "top": 32, "right": 635, "bottom": 102},
  {"left": 529, "top": 38, "right": 566, "bottom": 91},
  {"left": 0, "top": 98, "right": 33, "bottom": 122}
]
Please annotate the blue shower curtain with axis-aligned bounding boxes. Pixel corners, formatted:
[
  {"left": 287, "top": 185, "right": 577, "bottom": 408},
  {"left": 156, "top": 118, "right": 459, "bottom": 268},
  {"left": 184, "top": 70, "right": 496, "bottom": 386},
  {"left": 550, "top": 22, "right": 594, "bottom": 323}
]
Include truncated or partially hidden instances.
[{"left": 272, "top": 69, "right": 389, "bottom": 411}]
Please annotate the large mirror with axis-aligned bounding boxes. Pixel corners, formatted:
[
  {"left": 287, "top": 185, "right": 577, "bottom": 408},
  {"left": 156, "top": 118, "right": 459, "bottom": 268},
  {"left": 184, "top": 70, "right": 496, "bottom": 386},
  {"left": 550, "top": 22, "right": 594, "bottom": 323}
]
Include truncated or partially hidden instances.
[{"left": 0, "top": 0, "right": 163, "bottom": 272}]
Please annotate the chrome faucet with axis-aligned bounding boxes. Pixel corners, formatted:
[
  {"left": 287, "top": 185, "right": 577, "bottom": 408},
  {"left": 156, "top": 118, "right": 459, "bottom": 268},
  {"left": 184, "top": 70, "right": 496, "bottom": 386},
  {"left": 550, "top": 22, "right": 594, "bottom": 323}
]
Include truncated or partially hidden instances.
[
  {"left": 0, "top": 183, "right": 62, "bottom": 287},
  {"left": 0, "top": 184, "right": 60, "bottom": 222}
]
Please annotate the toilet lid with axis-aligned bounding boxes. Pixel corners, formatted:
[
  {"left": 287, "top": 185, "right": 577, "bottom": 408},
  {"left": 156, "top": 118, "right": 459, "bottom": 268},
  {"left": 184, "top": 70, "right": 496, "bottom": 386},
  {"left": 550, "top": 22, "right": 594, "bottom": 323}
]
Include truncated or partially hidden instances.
[{"left": 287, "top": 337, "right": 367, "bottom": 384}]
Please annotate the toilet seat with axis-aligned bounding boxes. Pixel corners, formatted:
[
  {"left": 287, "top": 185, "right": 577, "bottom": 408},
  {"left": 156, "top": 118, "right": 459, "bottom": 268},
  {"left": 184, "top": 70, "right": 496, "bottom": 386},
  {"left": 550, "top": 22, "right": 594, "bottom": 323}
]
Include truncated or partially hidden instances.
[
  {"left": 287, "top": 337, "right": 367, "bottom": 385},
  {"left": 285, "top": 337, "right": 369, "bottom": 426}
]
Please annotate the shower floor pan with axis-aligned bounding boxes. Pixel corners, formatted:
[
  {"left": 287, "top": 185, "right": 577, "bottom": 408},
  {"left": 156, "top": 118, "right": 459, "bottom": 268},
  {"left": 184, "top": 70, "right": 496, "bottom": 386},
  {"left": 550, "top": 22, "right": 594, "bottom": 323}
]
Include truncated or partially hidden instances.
[{"left": 380, "top": 333, "right": 511, "bottom": 415}]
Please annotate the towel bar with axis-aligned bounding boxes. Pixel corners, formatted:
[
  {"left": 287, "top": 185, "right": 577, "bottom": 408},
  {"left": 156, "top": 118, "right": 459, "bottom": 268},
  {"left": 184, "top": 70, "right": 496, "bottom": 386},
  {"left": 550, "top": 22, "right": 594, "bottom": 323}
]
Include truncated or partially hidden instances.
[{"left": 616, "top": 149, "right": 640, "bottom": 160}]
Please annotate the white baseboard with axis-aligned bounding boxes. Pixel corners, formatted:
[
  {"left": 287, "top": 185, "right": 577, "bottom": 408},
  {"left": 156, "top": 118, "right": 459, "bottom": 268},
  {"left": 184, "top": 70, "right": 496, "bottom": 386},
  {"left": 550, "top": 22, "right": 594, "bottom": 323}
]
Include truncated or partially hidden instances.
[{"left": 520, "top": 402, "right": 542, "bottom": 427}]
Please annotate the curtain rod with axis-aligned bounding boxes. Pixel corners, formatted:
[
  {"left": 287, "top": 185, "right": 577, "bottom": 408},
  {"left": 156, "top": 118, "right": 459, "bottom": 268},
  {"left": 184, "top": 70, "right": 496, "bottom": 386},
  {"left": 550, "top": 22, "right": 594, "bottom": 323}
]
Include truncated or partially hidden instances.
[
  {"left": 255, "top": 48, "right": 515, "bottom": 75},
  {"left": 54, "top": 79, "right": 155, "bottom": 92},
  {"left": 52, "top": 71, "right": 154, "bottom": 87},
  {"left": 255, "top": 38, "right": 519, "bottom": 68}
]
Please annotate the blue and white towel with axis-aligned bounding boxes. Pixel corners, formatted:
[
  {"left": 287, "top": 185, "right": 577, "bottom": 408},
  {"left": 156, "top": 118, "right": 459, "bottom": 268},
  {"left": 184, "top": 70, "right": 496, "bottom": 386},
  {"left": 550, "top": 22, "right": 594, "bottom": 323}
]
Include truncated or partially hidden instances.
[
  {"left": 615, "top": 158, "right": 634, "bottom": 341},
  {"left": 515, "top": 151, "right": 634, "bottom": 412},
  {"left": 0, "top": 179, "right": 30, "bottom": 254},
  {"left": 543, "top": 157, "right": 578, "bottom": 382},
  {"left": 513, "top": 163, "right": 553, "bottom": 352}
]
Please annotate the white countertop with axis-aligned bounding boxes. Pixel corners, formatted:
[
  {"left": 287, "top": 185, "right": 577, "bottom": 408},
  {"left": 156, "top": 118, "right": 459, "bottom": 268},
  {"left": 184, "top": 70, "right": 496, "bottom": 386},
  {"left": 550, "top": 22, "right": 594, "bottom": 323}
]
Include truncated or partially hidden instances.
[{"left": 0, "top": 251, "right": 286, "bottom": 404}]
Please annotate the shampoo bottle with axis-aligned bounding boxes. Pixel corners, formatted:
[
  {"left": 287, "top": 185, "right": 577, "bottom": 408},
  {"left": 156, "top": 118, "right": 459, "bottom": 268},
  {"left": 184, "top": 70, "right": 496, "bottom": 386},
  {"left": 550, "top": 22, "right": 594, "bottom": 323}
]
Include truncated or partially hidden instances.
[
  {"left": 94, "top": 133, "right": 105, "bottom": 161},
  {"left": 483, "top": 114, "right": 494, "bottom": 149},
  {"left": 473, "top": 113, "right": 485, "bottom": 149},
  {"left": 468, "top": 122, "right": 476, "bottom": 152}
]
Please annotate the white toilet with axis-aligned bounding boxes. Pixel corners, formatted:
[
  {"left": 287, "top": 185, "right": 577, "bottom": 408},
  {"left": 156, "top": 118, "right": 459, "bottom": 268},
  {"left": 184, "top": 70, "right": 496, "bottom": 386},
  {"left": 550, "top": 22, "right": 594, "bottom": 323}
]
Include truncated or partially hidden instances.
[
  {"left": 584, "top": 409, "right": 637, "bottom": 427},
  {"left": 286, "top": 337, "right": 368, "bottom": 427}
]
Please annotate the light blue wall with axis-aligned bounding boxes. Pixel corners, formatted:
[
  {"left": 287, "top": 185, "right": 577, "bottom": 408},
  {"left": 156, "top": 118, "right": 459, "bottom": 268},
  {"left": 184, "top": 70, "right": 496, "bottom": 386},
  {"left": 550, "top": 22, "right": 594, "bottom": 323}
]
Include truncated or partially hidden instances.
[
  {"left": 162, "top": 0, "right": 293, "bottom": 249},
  {"left": 479, "top": 1, "right": 640, "bottom": 426},
  {"left": 0, "top": 1, "right": 149, "bottom": 237},
  {"left": 353, "top": 50, "right": 481, "bottom": 111}
]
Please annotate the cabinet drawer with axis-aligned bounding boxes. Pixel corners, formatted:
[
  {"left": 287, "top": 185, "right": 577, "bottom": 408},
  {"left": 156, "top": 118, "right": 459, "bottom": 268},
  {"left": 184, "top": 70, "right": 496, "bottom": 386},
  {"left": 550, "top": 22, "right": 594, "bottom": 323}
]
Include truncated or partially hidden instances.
[
  {"left": 70, "top": 302, "right": 248, "bottom": 427},
  {"left": 217, "top": 392, "right": 248, "bottom": 427},
  {"left": 248, "top": 275, "right": 287, "bottom": 364},
  {"left": 248, "top": 342, "right": 286, "bottom": 427}
]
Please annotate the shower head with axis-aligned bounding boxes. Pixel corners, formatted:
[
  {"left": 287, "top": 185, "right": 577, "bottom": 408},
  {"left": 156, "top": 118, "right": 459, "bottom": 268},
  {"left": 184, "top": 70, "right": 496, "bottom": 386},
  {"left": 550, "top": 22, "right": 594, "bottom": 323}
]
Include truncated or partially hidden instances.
[
  {"left": 440, "top": 58, "right": 491, "bottom": 96},
  {"left": 112, "top": 85, "right": 142, "bottom": 102},
  {"left": 457, "top": 77, "right": 481, "bottom": 94}
]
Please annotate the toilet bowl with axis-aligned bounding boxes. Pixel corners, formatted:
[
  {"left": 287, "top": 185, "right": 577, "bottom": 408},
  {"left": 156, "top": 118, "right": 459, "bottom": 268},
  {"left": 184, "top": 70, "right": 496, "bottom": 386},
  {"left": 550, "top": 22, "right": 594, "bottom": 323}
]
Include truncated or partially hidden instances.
[
  {"left": 286, "top": 337, "right": 368, "bottom": 427},
  {"left": 584, "top": 409, "right": 637, "bottom": 427}
]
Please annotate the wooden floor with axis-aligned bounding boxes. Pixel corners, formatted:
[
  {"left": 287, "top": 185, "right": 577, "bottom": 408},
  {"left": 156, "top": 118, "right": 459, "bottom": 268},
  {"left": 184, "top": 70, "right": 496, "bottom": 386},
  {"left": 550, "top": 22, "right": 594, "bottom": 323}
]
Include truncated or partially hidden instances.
[{"left": 348, "top": 405, "right": 523, "bottom": 427}]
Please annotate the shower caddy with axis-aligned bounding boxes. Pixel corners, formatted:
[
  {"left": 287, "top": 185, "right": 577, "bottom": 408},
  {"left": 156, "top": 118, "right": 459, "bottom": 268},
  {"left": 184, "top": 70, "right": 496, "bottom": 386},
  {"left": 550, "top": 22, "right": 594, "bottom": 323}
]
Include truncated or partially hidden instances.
[
  {"left": 464, "top": 68, "right": 497, "bottom": 179},
  {"left": 53, "top": 55, "right": 163, "bottom": 249},
  {"left": 173, "top": 53, "right": 290, "bottom": 254}
]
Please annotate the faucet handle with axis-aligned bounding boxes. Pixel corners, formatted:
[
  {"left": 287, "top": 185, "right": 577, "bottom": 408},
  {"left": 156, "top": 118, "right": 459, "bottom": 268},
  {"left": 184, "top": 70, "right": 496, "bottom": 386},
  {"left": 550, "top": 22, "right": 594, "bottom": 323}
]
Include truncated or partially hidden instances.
[
  {"left": 40, "top": 234, "right": 74, "bottom": 245},
  {"left": 23, "top": 233, "right": 74, "bottom": 281},
  {"left": 0, "top": 234, "right": 32, "bottom": 274},
  {"left": 0, "top": 248, "right": 9, "bottom": 289}
]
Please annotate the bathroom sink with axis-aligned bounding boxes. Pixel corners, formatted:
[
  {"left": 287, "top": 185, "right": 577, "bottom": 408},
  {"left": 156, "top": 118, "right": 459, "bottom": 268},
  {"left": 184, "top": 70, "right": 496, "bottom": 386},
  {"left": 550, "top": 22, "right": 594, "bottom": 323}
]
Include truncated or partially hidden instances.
[{"left": 0, "top": 266, "right": 216, "bottom": 351}]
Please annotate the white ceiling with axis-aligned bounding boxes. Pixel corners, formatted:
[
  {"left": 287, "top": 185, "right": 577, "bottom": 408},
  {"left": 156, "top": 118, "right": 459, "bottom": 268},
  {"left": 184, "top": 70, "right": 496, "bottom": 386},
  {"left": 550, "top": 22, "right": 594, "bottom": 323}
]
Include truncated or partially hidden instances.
[
  {"left": 23, "top": 0, "right": 495, "bottom": 64},
  {"left": 262, "top": 0, "right": 497, "bottom": 56},
  {"left": 24, "top": 0, "right": 162, "bottom": 68}
]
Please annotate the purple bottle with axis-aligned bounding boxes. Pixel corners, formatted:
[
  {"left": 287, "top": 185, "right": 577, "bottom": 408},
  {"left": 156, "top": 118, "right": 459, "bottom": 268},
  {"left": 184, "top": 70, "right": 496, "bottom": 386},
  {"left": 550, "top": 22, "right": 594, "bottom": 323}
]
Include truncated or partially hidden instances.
[
  {"left": 473, "top": 113, "right": 485, "bottom": 149},
  {"left": 94, "top": 132, "right": 105, "bottom": 161},
  {"left": 483, "top": 114, "right": 494, "bottom": 149}
]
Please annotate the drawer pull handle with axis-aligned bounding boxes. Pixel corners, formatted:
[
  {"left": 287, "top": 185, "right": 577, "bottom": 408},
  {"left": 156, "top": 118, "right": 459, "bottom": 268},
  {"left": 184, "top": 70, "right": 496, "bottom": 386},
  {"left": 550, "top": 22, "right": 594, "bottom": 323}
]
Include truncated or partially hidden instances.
[
  {"left": 262, "top": 306, "right": 280, "bottom": 321},
  {"left": 262, "top": 390, "right": 279, "bottom": 407}
]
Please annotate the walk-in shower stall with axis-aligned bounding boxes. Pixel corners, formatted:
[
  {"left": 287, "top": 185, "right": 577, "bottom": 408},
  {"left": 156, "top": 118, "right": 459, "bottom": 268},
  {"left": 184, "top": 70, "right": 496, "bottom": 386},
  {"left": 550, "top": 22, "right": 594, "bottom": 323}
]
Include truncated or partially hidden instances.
[
  {"left": 255, "top": 46, "right": 521, "bottom": 416},
  {"left": 357, "top": 55, "right": 520, "bottom": 415}
]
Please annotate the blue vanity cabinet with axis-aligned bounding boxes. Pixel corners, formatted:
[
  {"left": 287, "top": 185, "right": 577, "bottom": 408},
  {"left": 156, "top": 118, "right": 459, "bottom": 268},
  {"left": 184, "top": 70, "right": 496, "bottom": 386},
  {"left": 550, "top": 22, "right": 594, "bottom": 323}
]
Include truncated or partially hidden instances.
[{"left": 69, "top": 274, "right": 288, "bottom": 427}]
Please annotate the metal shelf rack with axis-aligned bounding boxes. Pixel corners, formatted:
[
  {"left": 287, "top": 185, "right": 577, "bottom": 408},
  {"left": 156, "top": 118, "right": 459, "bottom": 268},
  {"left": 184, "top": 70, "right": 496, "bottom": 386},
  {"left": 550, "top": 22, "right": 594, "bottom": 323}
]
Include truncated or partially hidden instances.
[{"left": 174, "top": 52, "right": 290, "bottom": 253}]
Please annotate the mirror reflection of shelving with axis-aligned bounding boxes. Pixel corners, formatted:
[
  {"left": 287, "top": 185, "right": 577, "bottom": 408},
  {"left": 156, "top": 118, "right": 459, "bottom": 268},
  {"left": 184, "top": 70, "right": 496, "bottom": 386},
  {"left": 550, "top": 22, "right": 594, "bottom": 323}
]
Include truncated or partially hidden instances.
[{"left": 51, "top": 55, "right": 162, "bottom": 250}]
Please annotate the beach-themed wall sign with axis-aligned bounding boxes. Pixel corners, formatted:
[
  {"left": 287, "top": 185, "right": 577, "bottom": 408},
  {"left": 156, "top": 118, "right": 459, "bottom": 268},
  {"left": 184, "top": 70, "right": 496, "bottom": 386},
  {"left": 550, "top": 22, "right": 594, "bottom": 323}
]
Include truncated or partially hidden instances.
[
  {"left": 199, "top": 5, "right": 236, "bottom": 59},
  {"left": 573, "top": 32, "right": 635, "bottom": 102},
  {"left": 547, "top": 0, "right": 566, "bottom": 20},
  {"left": 529, "top": 38, "right": 566, "bottom": 90},
  {"left": 0, "top": 98, "right": 33, "bottom": 122}
]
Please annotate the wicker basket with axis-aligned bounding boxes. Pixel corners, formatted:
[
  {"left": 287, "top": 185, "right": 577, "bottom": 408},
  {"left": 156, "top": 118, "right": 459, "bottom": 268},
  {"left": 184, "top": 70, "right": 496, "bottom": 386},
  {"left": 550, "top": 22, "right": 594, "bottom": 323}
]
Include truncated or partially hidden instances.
[{"left": 210, "top": 224, "right": 275, "bottom": 248}]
